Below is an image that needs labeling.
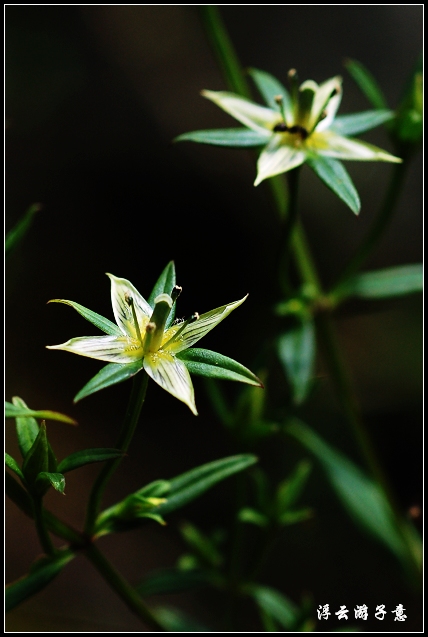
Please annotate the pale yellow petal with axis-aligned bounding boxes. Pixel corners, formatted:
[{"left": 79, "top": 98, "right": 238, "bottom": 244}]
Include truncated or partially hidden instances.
[
  {"left": 202, "top": 90, "right": 279, "bottom": 133},
  {"left": 144, "top": 352, "right": 197, "bottom": 415},
  {"left": 107, "top": 274, "right": 152, "bottom": 338},
  {"left": 47, "top": 335, "right": 143, "bottom": 363},
  {"left": 255, "top": 136, "right": 306, "bottom": 185}
]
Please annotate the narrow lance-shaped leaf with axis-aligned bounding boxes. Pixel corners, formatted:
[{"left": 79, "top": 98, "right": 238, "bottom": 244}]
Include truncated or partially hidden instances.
[
  {"left": 5, "top": 453, "right": 25, "bottom": 481},
  {"left": 47, "top": 300, "right": 122, "bottom": 336},
  {"left": 286, "top": 420, "right": 412, "bottom": 564},
  {"left": 177, "top": 348, "right": 262, "bottom": 386},
  {"left": 36, "top": 471, "right": 66, "bottom": 495},
  {"left": 10, "top": 396, "right": 39, "bottom": 459},
  {"left": 249, "top": 585, "right": 299, "bottom": 631},
  {"left": 57, "top": 448, "right": 124, "bottom": 473},
  {"left": 344, "top": 58, "right": 388, "bottom": 110},
  {"left": 6, "top": 398, "right": 77, "bottom": 426},
  {"left": 306, "top": 155, "right": 360, "bottom": 215},
  {"left": 342, "top": 264, "right": 423, "bottom": 300},
  {"left": 6, "top": 551, "right": 74, "bottom": 612},
  {"left": 175, "top": 128, "right": 270, "bottom": 147},
  {"left": 74, "top": 360, "right": 145, "bottom": 402},
  {"left": 331, "top": 110, "right": 395, "bottom": 136},
  {"left": 278, "top": 319, "right": 316, "bottom": 405}
]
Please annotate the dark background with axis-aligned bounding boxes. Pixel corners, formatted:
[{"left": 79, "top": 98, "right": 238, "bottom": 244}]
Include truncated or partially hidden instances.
[{"left": 6, "top": 6, "right": 422, "bottom": 631}]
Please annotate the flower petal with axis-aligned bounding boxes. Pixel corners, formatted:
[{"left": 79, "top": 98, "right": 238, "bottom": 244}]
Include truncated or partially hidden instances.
[
  {"left": 255, "top": 136, "right": 306, "bottom": 185},
  {"left": 202, "top": 90, "right": 279, "bottom": 133},
  {"left": 166, "top": 296, "right": 248, "bottom": 354},
  {"left": 47, "top": 335, "right": 143, "bottom": 364},
  {"left": 107, "top": 274, "right": 152, "bottom": 337},
  {"left": 144, "top": 352, "right": 197, "bottom": 415},
  {"left": 307, "top": 131, "right": 402, "bottom": 162},
  {"left": 310, "top": 76, "right": 342, "bottom": 132}
]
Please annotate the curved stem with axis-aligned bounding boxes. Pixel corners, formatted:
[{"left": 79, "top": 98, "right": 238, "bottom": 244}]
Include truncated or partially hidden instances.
[
  {"left": 84, "top": 544, "right": 165, "bottom": 631},
  {"left": 85, "top": 372, "right": 149, "bottom": 534},
  {"left": 332, "top": 161, "right": 408, "bottom": 300}
]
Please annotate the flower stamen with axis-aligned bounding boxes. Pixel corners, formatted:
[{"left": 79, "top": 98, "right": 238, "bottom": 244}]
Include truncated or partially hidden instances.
[
  {"left": 162, "top": 312, "right": 199, "bottom": 349},
  {"left": 125, "top": 294, "right": 145, "bottom": 348}
]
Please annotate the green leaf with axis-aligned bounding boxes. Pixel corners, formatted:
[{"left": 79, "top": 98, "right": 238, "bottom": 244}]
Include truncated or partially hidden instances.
[
  {"left": 155, "top": 454, "right": 258, "bottom": 517},
  {"left": 74, "top": 360, "right": 145, "bottom": 402},
  {"left": 275, "top": 460, "right": 312, "bottom": 514},
  {"left": 5, "top": 398, "right": 77, "bottom": 426},
  {"left": 148, "top": 261, "right": 177, "bottom": 328},
  {"left": 180, "top": 522, "right": 223, "bottom": 567},
  {"left": 22, "top": 423, "right": 53, "bottom": 488},
  {"left": 5, "top": 453, "right": 25, "bottom": 480},
  {"left": 331, "top": 110, "right": 395, "bottom": 136},
  {"left": 238, "top": 506, "right": 269, "bottom": 527},
  {"left": 137, "top": 568, "right": 208, "bottom": 597},
  {"left": 344, "top": 59, "right": 388, "bottom": 110},
  {"left": 57, "top": 448, "right": 124, "bottom": 473},
  {"left": 153, "top": 606, "right": 211, "bottom": 632},
  {"left": 5, "top": 550, "right": 74, "bottom": 612},
  {"left": 249, "top": 585, "right": 299, "bottom": 630},
  {"left": 5, "top": 203, "right": 41, "bottom": 256},
  {"left": 306, "top": 156, "right": 360, "bottom": 215},
  {"left": 344, "top": 264, "right": 423, "bottom": 300},
  {"left": 178, "top": 348, "right": 262, "bottom": 387},
  {"left": 174, "top": 128, "right": 270, "bottom": 147},
  {"left": 248, "top": 67, "right": 293, "bottom": 113},
  {"left": 278, "top": 319, "right": 316, "bottom": 405},
  {"left": 36, "top": 471, "right": 65, "bottom": 495},
  {"left": 47, "top": 300, "right": 122, "bottom": 336},
  {"left": 277, "top": 508, "right": 313, "bottom": 526},
  {"left": 286, "top": 420, "right": 410, "bottom": 563},
  {"left": 9, "top": 397, "right": 39, "bottom": 459}
]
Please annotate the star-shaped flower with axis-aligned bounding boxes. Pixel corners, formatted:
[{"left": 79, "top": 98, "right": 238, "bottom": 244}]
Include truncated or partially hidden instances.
[
  {"left": 47, "top": 263, "right": 261, "bottom": 414},
  {"left": 176, "top": 68, "right": 402, "bottom": 214}
]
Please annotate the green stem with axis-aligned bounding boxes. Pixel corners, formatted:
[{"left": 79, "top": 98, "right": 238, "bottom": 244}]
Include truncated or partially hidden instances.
[
  {"left": 332, "top": 161, "right": 408, "bottom": 300},
  {"left": 85, "top": 372, "right": 149, "bottom": 534},
  {"left": 33, "top": 496, "right": 56, "bottom": 556},
  {"left": 84, "top": 544, "right": 165, "bottom": 631}
]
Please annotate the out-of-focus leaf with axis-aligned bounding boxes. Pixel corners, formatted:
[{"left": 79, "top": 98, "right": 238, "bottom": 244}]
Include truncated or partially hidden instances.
[
  {"left": 57, "top": 448, "right": 124, "bottom": 473},
  {"left": 275, "top": 460, "right": 312, "bottom": 514},
  {"left": 153, "top": 606, "right": 211, "bottom": 632},
  {"left": 5, "top": 550, "right": 74, "bottom": 612},
  {"left": 5, "top": 399, "right": 77, "bottom": 426},
  {"left": 342, "top": 264, "right": 423, "bottom": 300},
  {"left": 178, "top": 348, "right": 263, "bottom": 386},
  {"left": 286, "top": 420, "right": 411, "bottom": 563},
  {"left": 5, "top": 203, "right": 41, "bottom": 256},
  {"left": 238, "top": 506, "right": 269, "bottom": 527},
  {"left": 306, "top": 156, "right": 360, "bottom": 215},
  {"left": 277, "top": 508, "right": 313, "bottom": 526},
  {"left": 331, "top": 110, "right": 394, "bottom": 136},
  {"left": 278, "top": 319, "right": 315, "bottom": 405},
  {"left": 74, "top": 361, "right": 145, "bottom": 402},
  {"left": 249, "top": 585, "right": 299, "bottom": 630},
  {"left": 344, "top": 59, "right": 388, "bottom": 110},
  {"left": 180, "top": 522, "right": 223, "bottom": 567},
  {"left": 174, "top": 127, "right": 269, "bottom": 147},
  {"left": 137, "top": 568, "right": 208, "bottom": 597}
]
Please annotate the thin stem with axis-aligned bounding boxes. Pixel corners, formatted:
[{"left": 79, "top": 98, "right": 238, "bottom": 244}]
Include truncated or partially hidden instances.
[
  {"left": 84, "top": 544, "right": 165, "bottom": 631},
  {"left": 85, "top": 372, "right": 149, "bottom": 534},
  {"left": 32, "top": 496, "right": 56, "bottom": 556},
  {"left": 332, "top": 162, "right": 408, "bottom": 300}
]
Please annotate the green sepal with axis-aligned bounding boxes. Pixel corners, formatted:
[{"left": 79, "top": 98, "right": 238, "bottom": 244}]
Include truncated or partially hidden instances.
[
  {"left": 306, "top": 155, "right": 360, "bottom": 215},
  {"left": 57, "top": 448, "right": 124, "bottom": 473},
  {"left": 174, "top": 127, "right": 269, "bottom": 147},
  {"left": 341, "top": 264, "right": 423, "bottom": 300},
  {"left": 74, "top": 360, "right": 145, "bottom": 402},
  {"left": 5, "top": 550, "right": 74, "bottom": 612},
  {"left": 177, "top": 348, "right": 263, "bottom": 387},
  {"left": 47, "top": 299, "right": 121, "bottom": 336},
  {"left": 275, "top": 460, "right": 312, "bottom": 515},
  {"left": 331, "top": 109, "right": 395, "bottom": 136},
  {"left": 5, "top": 453, "right": 25, "bottom": 481},
  {"left": 148, "top": 261, "right": 177, "bottom": 328},
  {"left": 278, "top": 319, "right": 316, "bottom": 405},
  {"left": 238, "top": 506, "right": 269, "bottom": 528},
  {"left": 95, "top": 455, "right": 257, "bottom": 535},
  {"left": 22, "top": 423, "right": 58, "bottom": 491},
  {"left": 6, "top": 396, "right": 77, "bottom": 427},
  {"left": 286, "top": 419, "right": 418, "bottom": 566},
  {"left": 35, "top": 471, "right": 66, "bottom": 495},
  {"left": 248, "top": 585, "right": 299, "bottom": 631},
  {"left": 344, "top": 58, "right": 388, "bottom": 110},
  {"left": 5, "top": 203, "right": 41, "bottom": 257},
  {"left": 137, "top": 568, "right": 208, "bottom": 597},
  {"left": 248, "top": 67, "right": 293, "bottom": 113}
]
